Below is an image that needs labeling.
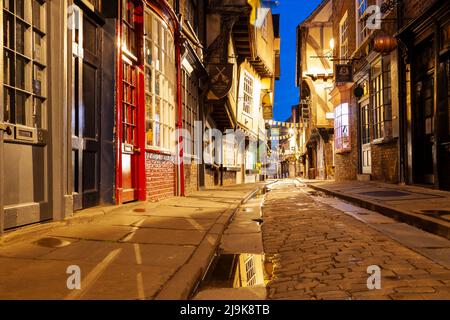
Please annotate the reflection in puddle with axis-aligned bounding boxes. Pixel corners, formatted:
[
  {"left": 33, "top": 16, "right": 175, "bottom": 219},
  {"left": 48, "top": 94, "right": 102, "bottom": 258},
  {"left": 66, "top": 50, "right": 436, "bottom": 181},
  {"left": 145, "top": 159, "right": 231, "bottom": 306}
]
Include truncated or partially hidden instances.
[{"left": 198, "top": 253, "right": 271, "bottom": 290}]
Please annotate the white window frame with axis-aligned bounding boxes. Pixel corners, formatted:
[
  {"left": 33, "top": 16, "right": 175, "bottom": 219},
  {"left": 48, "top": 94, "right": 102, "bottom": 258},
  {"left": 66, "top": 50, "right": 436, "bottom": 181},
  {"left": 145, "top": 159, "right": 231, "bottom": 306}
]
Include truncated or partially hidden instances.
[
  {"left": 3, "top": 0, "right": 48, "bottom": 130},
  {"left": 242, "top": 71, "right": 254, "bottom": 115},
  {"left": 339, "top": 12, "right": 349, "bottom": 59},
  {"left": 144, "top": 8, "right": 176, "bottom": 152},
  {"left": 356, "top": 0, "right": 369, "bottom": 45}
]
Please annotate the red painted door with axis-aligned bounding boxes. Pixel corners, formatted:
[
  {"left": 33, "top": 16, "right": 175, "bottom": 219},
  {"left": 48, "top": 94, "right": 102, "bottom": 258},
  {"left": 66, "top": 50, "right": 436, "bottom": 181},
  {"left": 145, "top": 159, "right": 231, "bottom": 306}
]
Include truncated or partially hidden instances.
[{"left": 121, "top": 61, "right": 140, "bottom": 202}]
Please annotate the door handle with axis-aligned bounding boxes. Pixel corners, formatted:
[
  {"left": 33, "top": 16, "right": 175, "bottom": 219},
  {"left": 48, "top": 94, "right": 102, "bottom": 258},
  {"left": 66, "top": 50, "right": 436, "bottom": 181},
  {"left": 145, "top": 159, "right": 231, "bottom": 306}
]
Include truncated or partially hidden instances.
[
  {"left": 133, "top": 147, "right": 141, "bottom": 153},
  {"left": 0, "top": 124, "right": 12, "bottom": 135}
]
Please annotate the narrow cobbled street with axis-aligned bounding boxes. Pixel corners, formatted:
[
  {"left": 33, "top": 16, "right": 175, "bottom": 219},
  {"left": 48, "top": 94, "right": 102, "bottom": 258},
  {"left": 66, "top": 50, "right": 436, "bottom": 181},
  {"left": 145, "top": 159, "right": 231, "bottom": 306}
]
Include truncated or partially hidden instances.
[{"left": 262, "top": 180, "right": 450, "bottom": 300}]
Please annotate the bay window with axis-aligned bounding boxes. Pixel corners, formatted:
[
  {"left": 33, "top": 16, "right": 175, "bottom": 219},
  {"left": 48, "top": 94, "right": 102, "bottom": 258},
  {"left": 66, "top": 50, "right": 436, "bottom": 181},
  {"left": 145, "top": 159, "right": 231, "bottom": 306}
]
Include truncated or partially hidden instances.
[
  {"left": 3, "top": 0, "right": 47, "bottom": 129},
  {"left": 144, "top": 9, "right": 176, "bottom": 151},
  {"left": 334, "top": 103, "right": 350, "bottom": 152}
]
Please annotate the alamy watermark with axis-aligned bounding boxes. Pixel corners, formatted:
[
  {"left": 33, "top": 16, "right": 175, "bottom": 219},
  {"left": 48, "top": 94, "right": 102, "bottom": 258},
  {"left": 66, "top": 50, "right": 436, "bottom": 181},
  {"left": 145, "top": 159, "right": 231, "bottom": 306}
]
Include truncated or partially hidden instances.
[{"left": 367, "top": 265, "right": 382, "bottom": 290}]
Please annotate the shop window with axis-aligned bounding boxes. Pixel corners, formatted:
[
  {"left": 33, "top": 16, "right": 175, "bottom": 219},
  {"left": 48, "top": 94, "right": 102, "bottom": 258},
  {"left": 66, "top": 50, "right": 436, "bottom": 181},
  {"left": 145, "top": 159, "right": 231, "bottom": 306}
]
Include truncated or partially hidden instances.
[
  {"left": 3, "top": 0, "right": 47, "bottom": 129},
  {"left": 334, "top": 103, "right": 350, "bottom": 152},
  {"left": 223, "top": 130, "right": 238, "bottom": 167},
  {"left": 370, "top": 56, "right": 392, "bottom": 140},
  {"left": 243, "top": 72, "right": 253, "bottom": 115},
  {"left": 144, "top": 9, "right": 176, "bottom": 152},
  {"left": 182, "top": 68, "right": 198, "bottom": 157}
]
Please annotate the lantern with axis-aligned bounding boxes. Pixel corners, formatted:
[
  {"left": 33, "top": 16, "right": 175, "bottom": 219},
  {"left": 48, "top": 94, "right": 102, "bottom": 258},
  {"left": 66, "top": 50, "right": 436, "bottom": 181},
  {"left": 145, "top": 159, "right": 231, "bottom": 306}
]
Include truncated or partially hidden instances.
[{"left": 373, "top": 34, "right": 398, "bottom": 54}]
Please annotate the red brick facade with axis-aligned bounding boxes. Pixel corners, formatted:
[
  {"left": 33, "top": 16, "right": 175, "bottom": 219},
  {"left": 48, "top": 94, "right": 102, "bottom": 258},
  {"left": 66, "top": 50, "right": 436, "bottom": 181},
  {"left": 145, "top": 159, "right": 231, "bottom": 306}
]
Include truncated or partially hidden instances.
[
  {"left": 184, "top": 161, "right": 198, "bottom": 195},
  {"left": 146, "top": 152, "right": 176, "bottom": 201}
]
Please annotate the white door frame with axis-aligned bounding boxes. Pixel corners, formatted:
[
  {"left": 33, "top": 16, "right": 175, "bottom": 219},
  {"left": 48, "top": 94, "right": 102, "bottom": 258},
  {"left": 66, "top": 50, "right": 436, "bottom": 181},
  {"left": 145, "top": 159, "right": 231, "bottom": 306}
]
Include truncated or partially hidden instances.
[{"left": 360, "top": 98, "right": 372, "bottom": 175}]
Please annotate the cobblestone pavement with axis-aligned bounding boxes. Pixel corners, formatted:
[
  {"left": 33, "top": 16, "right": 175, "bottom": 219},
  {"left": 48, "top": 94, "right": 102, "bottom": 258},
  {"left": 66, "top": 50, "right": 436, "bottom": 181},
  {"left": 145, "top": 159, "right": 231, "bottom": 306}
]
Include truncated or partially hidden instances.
[{"left": 262, "top": 180, "right": 450, "bottom": 300}]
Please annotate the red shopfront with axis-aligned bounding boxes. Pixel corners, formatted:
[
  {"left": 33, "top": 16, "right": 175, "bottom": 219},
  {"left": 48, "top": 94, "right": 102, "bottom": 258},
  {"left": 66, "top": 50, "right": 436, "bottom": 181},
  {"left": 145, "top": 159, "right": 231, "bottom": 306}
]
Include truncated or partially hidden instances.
[{"left": 116, "top": 0, "right": 181, "bottom": 203}]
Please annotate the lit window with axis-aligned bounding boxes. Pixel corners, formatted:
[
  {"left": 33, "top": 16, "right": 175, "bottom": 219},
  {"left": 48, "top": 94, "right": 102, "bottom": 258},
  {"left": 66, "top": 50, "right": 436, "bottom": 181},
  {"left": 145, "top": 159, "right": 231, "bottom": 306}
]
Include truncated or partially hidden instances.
[
  {"left": 334, "top": 103, "right": 350, "bottom": 152},
  {"left": 3, "top": 0, "right": 47, "bottom": 129},
  {"left": 371, "top": 57, "right": 392, "bottom": 140},
  {"left": 243, "top": 72, "right": 253, "bottom": 114},
  {"left": 245, "top": 255, "right": 257, "bottom": 286},
  {"left": 144, "top": 9, "right": 176, "bottom": 151}
]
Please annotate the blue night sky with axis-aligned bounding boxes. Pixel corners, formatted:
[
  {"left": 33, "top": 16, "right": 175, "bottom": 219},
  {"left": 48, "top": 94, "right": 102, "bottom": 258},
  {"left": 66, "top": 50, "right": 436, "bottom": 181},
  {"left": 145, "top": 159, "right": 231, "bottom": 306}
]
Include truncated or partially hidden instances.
[{"left": 272, "top": 0, "right": 322, "bottom": 121}]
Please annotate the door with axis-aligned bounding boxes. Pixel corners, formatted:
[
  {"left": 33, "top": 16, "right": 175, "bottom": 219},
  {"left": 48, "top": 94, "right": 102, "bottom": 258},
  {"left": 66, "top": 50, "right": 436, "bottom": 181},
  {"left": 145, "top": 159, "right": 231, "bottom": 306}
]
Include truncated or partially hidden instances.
[
  {"left": 360, "top": 100, "right": 372, "bottom": 174},
  {"left": 413, "top": 38, "right": 435, "bottom": 185},
  {"left": 121, "top": 61, "right": 139, "bottom": 203},
  {"left": 437, "top": 53, "right": 450, "bottom": 190},
  {"left": 72, "top": 8, "right": 101, "bottom": 210}
]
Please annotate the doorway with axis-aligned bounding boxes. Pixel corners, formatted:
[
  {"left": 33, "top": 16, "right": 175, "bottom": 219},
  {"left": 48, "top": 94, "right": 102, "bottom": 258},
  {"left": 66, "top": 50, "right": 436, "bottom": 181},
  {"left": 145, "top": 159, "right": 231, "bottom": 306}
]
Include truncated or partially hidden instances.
[
  {"left": 71, "top": 7, "right": 101, "bottom": 210},
  {"left": 360, "top": 99, "right": 372, "bottom": 175},
  {"left": 413, "top": 38, "right": 435, "bottom": 186},
  {"left": 437, "top": 52, "right": 450, "bottom": 190},
  {"left": 120, "top": 61, "right": 140, "bottom": 203}
]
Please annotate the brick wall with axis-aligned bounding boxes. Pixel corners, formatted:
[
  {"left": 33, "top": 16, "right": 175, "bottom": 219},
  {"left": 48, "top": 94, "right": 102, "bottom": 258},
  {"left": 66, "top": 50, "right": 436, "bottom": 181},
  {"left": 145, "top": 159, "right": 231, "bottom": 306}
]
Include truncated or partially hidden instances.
[
  {"left": 371, "top": 141, "right": 399, "bottom": 183},
  {"left": 204, "top": 167, "right": 219, "bottom": 188},
  {"left": 146, "top": 152, "right": 176, "bottom": 201},
  {"left": 184, "top": 160, "right": 198, "bottom": 195},
  {"left": 222, "top": 171, "right": 236, "bottom": 186}
]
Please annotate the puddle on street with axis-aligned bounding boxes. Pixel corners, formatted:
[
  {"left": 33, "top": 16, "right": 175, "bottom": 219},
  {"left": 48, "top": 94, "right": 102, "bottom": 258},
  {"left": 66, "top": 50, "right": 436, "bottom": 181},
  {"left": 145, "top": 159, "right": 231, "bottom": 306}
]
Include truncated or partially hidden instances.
[
  {"left": 193, "top": 186, "right": 272, "bottom": 298},
  {"left": 196, "top": 253, "right": 272, "bottom": 291},
  {"left": 34, "top": 237, "right": 72, "bottom": 248}
]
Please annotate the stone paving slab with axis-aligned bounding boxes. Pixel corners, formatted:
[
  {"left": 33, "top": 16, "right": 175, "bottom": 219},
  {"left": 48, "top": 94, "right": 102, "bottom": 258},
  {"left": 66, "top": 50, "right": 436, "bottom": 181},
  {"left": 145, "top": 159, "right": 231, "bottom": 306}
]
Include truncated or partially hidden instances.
[
  {"left": 0, "top": 183, "right": 264, "bottom": 299},
  {"left": 305, "top": 179, "right": 450, "bottom": 240}
]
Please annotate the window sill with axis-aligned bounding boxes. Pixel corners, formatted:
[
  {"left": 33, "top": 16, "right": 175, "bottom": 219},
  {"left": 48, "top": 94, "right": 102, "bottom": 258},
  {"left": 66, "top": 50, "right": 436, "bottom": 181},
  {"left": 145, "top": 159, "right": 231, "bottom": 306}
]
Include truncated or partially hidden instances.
[
  {"left": 146, "top": 148, "right": 174, "bottom": 156},
  {"left": 223, "top": 165, "right": 241, "bottom": 172},
  {"left": 335, "top": 148, "right": 352, "bottom": 155},
  {"left": 371, "top": 136, "right": 397, "bottom": 146}
]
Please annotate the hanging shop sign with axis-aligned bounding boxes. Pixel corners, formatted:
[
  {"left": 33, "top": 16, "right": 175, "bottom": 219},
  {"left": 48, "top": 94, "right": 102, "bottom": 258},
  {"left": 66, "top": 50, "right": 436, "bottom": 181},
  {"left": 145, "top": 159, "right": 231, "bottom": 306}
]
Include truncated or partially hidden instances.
[
  {"left": 335, "top": 64, "right": 353, "bottom": 83},
  {"left": 208, "top": 63, "right": 234, "bottom": 99}
]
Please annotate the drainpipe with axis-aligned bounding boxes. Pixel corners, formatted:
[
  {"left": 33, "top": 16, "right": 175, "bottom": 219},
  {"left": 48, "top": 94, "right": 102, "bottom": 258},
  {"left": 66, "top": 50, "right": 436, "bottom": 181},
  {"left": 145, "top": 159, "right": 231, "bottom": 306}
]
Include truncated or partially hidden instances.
[{"left": 176, "top": 38, "right": 185, "bottom": 196}]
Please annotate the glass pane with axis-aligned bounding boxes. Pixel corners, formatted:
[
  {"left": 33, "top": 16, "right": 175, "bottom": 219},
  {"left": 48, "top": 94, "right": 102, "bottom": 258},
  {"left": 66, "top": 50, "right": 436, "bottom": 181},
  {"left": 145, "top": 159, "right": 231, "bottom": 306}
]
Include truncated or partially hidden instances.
[
  {"left": 145, "top": 67, "right": 151, "bottom": 92},
  {"left": 16, "top": 21, "right": 27, "bottom": 55},
  {"left": 4, "top": 12, "right": 14, "bottom": 50},
  {"left": 4, "top": 88, "right": 14, "bottom": 123},
  {"left": 16, "top": 0, "right": 25, "bottom": 19},
  {"left": 155, "top": 97, "right": 161, "bottom": 121},
  {"left": 33, "top": 97, "right": 43, "bottom": 128},
  {"left": 145, "top": 39, "right": 152, "bottom": 65},
  {"left": 154, "top": 122, "right": 160, "bottom": 147},
  {"left": 16, "top": 56, "right": 28, "bottom": 90},
  {"left": 32, "top": 0, "right": 42, "bottom": 30},
  {"left": 33, "top": 64, "right": 44, "bottom": 96},
  {"left": 15, "top": 92, "right": 28, "bottom": 125},
  {"left": 33, "top": 32, "right": 43, "bottom": 62},
  {"left": 4, "top": 50, "right": 14, "bottom": 86}
]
